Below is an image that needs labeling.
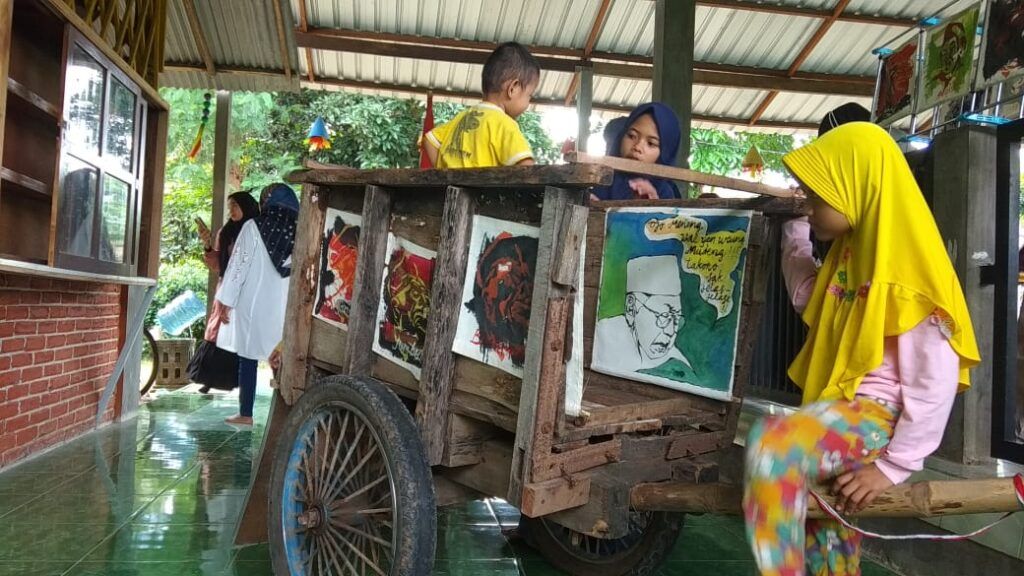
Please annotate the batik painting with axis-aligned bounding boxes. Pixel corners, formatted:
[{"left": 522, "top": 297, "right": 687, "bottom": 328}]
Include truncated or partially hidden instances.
[
  {"left": 453, "top": 215, "right": 539, "bottom": 378},
  {"left": 372, "top": 234, "right": 436, "bottom": 379},
  {"left": 874, "top": 36, "right": 918, "bottom": 124},
  {"left": 918, "top": 5, "right": 980, "bottom": 111},
  {"left": 591, "top": 208, "right": 751, "bottom": 401},
  {"left": 313, "top": 209, "right": 361, "bottom": 330},
  {"left": 980, "top": 0, "right": 1024, "bottom": 86}
]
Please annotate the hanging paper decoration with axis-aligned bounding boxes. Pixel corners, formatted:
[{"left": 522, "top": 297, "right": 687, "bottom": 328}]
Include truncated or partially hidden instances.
[
  {"left": 187, "top": 92, "right": 213, "bottom": 160},
  {"left": 741, "top": 145, "right": 764, "bottom": 179},
  {"left": 561, "top": 137, "right": 576, "bottom": 157},
  {"left": 305, "top": 117, "right": 332, "bottom": 153},
  {"left": 419, "top": 92, "right": 435, "bottom": 169}
]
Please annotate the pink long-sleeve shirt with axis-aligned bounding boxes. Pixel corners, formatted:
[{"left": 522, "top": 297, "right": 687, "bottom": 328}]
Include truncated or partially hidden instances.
[{"left": 781, "top": 218, "right": 959, "bottom": 485}]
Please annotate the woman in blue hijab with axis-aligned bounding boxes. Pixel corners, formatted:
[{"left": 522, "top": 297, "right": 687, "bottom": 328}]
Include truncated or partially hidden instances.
[{"left": 592, "top": 102, "right": 682, "bottom": 201}]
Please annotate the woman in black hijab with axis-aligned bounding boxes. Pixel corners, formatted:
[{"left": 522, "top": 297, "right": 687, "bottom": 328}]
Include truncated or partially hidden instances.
[
  {"left": 817, "top": 102, "right": 871, "bottom": 137},
  {"left": 193, "top": 191, "right": 260, "bottom": 394},
  {"left": 202, "top": 191, "right": 261, "bottom": 276}
]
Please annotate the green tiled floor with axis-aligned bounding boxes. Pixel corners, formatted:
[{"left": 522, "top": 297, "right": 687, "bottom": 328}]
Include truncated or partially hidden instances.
[{"left": 0, "top": 386, "right": 900, "bottom": 575}]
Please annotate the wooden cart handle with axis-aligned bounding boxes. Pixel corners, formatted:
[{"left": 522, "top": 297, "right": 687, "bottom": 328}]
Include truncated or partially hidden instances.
[
  {"left": 567, "top": 152, "right": 794, "bottom": 198},
  {"left": 630, "top": 476, "right": 1024, "bottom": 519}
]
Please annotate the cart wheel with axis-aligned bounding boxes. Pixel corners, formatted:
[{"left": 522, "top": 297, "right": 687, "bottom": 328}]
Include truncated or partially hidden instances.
[
  {"left": 139, "top": 328, "right": 158, "bottom": 396},
  {"left": 523, "top": 511, "right": 683, "bottom": 576},
  {"left": 269, "top": 375, "right": 436, "bottom": 575}
]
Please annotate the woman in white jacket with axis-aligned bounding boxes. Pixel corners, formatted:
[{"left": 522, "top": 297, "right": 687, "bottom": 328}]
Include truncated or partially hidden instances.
[{"left": 216, "top": 184, "right": 298, "bottom": 425}]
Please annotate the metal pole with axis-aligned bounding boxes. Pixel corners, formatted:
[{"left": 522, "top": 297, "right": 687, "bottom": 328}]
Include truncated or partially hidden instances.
[
  {"left": 576, "top": 65, "right": 593, "bottom": 154},
  {"left": 870, "top": 55, "right": 884, "bottom": 122},
  {"left": 908, "top": 27, "right": 926, "bottom": 135},
  {"left": 95, "top": 285, "right": 157, "bottom": 425}
]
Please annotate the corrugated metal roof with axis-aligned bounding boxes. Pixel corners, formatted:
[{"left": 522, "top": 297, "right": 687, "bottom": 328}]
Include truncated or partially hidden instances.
[
  {"left": 161, "top": 0, "right": 300, "bottom": 92},
  {"left": 160, "top": 0, "right": 987, "bottom": 132}
]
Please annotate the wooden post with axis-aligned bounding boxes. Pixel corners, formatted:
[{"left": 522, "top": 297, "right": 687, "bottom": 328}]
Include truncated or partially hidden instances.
[
  {"left": 508, "top": 186, "right": 585, "bottom": 507},
  {"left": 630, "top": 477, "right": 1024, "bottom": 519},
  {"left": 207, "top": 90, "right": 231, "bottom": 316},
  {"left": 416, "top": 186, "right": 475, "bottom": 465},
  {"left": 138, "top": 107, "right": 168, "bottom": 279},
  {"left": 235, "top": 392, "right": 290, "bottom": 545},
  {"left": 930, "top": 126, "right": 997, "bottom": 464},
  {"left": 0, "top": 0, "right": 13, "bottom": 173},
  {"left": 345, "top": 185, "right": 392, "bottom": 377},
  {"left": 653, "top": 0, "right": 696, "bottom": 166},
  {"left": 278, "top": 185, "right": 328, "bottom": 405}
]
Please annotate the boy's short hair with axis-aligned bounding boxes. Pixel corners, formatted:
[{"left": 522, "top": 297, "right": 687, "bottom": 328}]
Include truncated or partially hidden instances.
[{"left": 482, "top": 42, "right": 541, "bottom": 94}]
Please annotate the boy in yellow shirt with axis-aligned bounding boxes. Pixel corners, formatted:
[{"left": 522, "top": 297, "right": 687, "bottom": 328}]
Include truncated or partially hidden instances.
[{"left": 423, "top": 42, "right": 539, "bottom": 168}]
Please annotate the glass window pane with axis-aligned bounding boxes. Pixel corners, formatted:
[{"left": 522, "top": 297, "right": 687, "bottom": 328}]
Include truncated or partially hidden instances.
[
  {"left": 58, "top": 157, "right": 98, "bottom": 257},
  {"left": 65, "top": 44, "right": 105, "bottom": 155},
  {"left": 100, "top": 176, "right": 129, "bottom": 263},
  {"left": 105, "top": 79, "right": 136, "bottom": 172}
]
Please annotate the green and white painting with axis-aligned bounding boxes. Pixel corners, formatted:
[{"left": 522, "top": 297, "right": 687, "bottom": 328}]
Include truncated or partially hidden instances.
[
  {"left": 918, "top": 4, "right": 980, "bottom": 111},
  {"left": 591, "top": 208, "right": 751, "bottom": 401}
]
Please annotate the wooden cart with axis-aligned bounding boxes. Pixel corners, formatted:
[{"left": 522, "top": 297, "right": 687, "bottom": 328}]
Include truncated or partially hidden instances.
[{"left": 239, "top": 162, "right": 786, "bottom": 576}]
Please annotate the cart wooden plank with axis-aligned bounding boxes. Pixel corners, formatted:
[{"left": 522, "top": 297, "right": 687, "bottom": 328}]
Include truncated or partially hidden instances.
[
  {"left": 279, "top": 185, "right": 328, "bottom": 404},
  {"left": 508, "top": 187, "right": 585, "bottom": 506},
  {"left": 569, "top": 153, "right": 792, "bottom": 198},
  {"left": 291, "top": 162, "right": 613, "bottom": 188},
  {"left": 417, "top": 186, "right": 476, "bottom": 464},
  {"left": 345, "top": 185, "right": 391, "bottom": 377}
]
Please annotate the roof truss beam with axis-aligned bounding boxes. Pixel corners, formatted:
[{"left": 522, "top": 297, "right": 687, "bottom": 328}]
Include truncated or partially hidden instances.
[
  {"left": 293, "top": 28, "right": 873, "bottom": 96},
  {"left": 748, "top": 0, "right": 852, "bottom": 125},
  {"left": 695, "top": 0, "right": 915, "bottom": 27},
  {"left": 160, "top": 62, "right": 818, "bottom": 130}
]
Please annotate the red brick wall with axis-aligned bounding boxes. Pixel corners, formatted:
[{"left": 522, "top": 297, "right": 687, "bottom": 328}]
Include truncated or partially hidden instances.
[{"left": 0, "top": 274, "right": 123, "bottom": 468}]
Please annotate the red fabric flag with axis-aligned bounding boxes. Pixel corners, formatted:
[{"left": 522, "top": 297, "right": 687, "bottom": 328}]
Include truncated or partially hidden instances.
[{"left": 419, "top": 92, "right": 435, "bottom": 169}]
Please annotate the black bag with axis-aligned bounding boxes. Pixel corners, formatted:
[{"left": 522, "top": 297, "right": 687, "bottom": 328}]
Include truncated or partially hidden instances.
[{"left": 186, "top": 340, "right": 239, "bottom": 390}]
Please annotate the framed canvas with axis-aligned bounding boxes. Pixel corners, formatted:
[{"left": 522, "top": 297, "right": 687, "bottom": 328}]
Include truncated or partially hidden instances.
[
  {"left": 372, "top": 234, "right": 437, "bottom": 378},
  {"left": 591, "top": 208, "right": 752, "bottom": 401},
  {"left": 313, "top": 208, "right": 361, "bottom": 330}
]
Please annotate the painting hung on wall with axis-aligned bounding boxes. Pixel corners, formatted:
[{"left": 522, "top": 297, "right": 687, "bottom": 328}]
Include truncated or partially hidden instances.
[
  {"left": 313, "top": 209, "right": 361, "bottom": 330},
  {"left": 874, "top": 36, "right": 919, "bottom": 124},
  {"left": 918, "top": 4, "right": 980, "bottom": 111},
  {"left": 372, "top": 235, "right": 436, "bottom": 379},
  {"left": 453, "top": 215, "right": 539, "bottom": 378},
  {"left": 980, "top": 0, "right": 1024, "bottom": 86},
  {"left": 591, "top": 208, "right": 751, "bottom": 401}
]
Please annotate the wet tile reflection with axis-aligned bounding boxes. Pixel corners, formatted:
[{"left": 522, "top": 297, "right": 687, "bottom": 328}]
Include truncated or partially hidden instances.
[{"left": 0, "top": 385, "right": 899, "bottom": 576}]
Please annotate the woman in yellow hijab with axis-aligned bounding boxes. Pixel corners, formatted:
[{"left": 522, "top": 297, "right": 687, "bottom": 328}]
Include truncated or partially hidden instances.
[{"left": 743, "top": 122, "right": 980, "bottom": 576}]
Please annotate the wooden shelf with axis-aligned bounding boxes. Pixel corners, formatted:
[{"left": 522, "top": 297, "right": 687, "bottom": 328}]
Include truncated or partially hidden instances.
[
  {"left": 6, "top": 77, "right": 61, "bottom": 121},
  {"left": 0, "top": 252, "right": 46, "bottom": 265},
  {"left": 0, "top": 166, "right": 50, "bottom": 196}
]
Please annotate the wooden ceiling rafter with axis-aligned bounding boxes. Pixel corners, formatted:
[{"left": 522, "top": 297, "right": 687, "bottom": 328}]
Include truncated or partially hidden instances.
[
  {"left": 182, "top": 0, "right": 215, "bottom": 76},
  {"left": 747, "top": 0, "right": 852, "bottom": 126},
  {"left": 271, "top": 0, "right": 292, "bottom": 80},
  {"left": 297, "top": 0, "right": 315, "bottom": 82},
  {"left": 564, "top": 0, "right": 614, "bottom": 106},
  {"left": 293, "top": 28, "right": 873, "bottom": 96},
  {"left": 694, "top": 0, "right": 916, "bottom": 27},
  {"left": 162, "top": 61, "right": 818, "bottom": 130}
]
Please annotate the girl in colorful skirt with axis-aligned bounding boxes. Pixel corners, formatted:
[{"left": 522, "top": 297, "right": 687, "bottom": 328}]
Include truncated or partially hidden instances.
[{"left": 743, "top": 122, "right": 981, "bottom": 576}]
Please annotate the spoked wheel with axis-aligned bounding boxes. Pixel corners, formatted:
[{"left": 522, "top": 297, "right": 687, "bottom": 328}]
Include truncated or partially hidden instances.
[
  {"left": 139, "top": 328, "right": 158, "bottom": 396},
  {"left": 269, "top": 375, "right": 436, "bottom": 575},
  {"left": 523, "top": 511, "right": 683, "bottom": 576}
]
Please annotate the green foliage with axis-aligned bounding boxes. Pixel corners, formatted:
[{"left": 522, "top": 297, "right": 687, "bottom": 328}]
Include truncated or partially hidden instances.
[
  {"left": 689, "top": 128, "right": 795, "bottom": 176},
  {"left": 154, "top": 88, "right": 561, "bottom": 337}
]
